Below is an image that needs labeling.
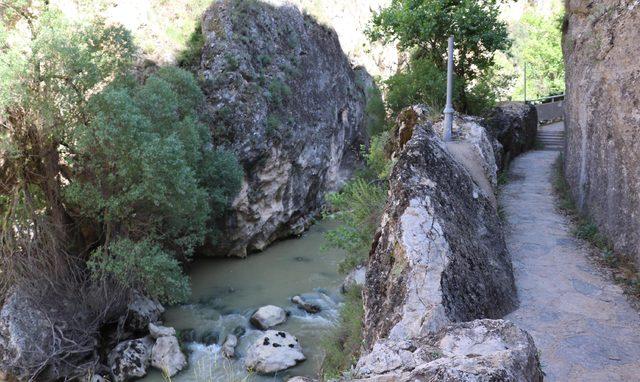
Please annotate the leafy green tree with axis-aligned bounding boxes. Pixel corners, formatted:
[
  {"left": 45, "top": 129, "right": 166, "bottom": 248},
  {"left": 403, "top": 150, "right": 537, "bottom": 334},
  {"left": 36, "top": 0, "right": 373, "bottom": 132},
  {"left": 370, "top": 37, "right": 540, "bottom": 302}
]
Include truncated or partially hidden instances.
[
  {"left": 0, "top": 2, "right": 242, "bottom": 303},
  {"left": 510, "top": 5, "right": 565, "bottom": 100},
  {"left": 368, "top": 0, "right": 512, "bottom": 112}
]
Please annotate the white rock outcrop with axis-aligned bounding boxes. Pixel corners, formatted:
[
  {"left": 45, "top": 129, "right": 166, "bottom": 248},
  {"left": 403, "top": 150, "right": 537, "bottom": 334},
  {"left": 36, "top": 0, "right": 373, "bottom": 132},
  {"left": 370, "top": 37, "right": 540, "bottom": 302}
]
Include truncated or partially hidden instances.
[
  {"left": 151, "top": 336, "right": 187, "bottom": 377},
  {"left": 245, "top": 330, "right": 306, "bottom": 374},
  {"left": 250, "top": 305, "right": 287, "bottom": 330}
]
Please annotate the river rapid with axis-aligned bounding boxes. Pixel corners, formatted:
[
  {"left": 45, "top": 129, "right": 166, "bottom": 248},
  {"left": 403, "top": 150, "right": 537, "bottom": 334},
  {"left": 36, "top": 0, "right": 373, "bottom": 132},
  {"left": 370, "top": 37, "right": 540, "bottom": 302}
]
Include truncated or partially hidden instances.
[{"left": 142, "top": 221, "right": 346, "bottom": 382}]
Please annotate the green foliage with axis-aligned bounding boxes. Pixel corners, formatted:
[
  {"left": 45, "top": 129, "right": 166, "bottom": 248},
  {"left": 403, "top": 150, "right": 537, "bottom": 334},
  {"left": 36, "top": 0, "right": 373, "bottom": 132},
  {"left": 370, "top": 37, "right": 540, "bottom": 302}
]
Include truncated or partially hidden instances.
[
  {"left": 321, "top": 286, "right": 364, "bottom": 379},
  {"left": 365, "top": 85, "right": 387, "bottom": 136},
  {"left": 177, "top": 21, "right": 205, "bottom": 68},
  {"left": 325, "top": 178, "right": 387, "bottom": 273},
  {"left": 510, "top": 3, "right": 565, "bottom": 100},
  {"left": 267, "top": 79, "right": 292, "bottom": 109},
  {"left": 0, "top": 3, "right": 242, "bottom": 304},
  {"left": 368, "top": 0, "right": 511, "bottom": 112},
  {"left": 383, "top": 58, "right": 447, "bottom": 114},
  {"left": 362, "top": 132, "right": 393, "bottom": 180},
  {"left": 88, "top": 239, "right": 190, "bottom": 304}
]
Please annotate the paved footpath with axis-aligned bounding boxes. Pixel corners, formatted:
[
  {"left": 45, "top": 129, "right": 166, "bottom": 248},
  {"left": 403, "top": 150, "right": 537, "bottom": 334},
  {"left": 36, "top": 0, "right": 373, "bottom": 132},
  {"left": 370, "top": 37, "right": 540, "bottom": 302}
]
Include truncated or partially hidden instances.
[{"left": 501, "top": 148, "right": 640, "bottom": 381}]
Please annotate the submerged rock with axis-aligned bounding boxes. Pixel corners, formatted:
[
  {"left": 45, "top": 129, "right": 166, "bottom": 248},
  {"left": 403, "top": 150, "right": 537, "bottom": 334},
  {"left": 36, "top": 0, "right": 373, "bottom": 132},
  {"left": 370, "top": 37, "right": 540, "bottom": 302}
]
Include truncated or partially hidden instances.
[
  {"left": 250, "top": 305, "right": 287, "bottom": 330},
  {"left": 233, "top": 326, "right": 247, "bottom": 338},
  {"left": 151, "top": 336, "right": 187, "bottom": 377},
  {"left": 180, "top": 329, "right": 196, "bottom": 343},
  {"left": 291, "top": 295, "right": 321, "bottom": 314},
  {"left": 199, "top": 0, "right": 367, "bottom": 257},
  {"left": 148, "top": 323, "right": 176, "bottom": 339},
  {"left": 200, "top": 330, "right": 219, "bottom": 345},
  {"left": 222, "top": 334, "right": 238, "bottom": 359},
  {"left": 245, "top": 330, "right": 305, "bottom": 374},
  {"left": 108, "top": 337, "right": 153, "bottom": 382},
  {"left": 354, "top": 319, "right": 542, "bottom": 381}
]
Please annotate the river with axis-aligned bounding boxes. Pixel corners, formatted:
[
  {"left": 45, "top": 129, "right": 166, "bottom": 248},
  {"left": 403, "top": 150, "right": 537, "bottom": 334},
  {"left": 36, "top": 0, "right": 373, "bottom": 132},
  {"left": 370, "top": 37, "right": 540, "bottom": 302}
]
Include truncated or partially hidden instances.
[{"left": 142, "top": 220, "right": 346, "bottom": 381}]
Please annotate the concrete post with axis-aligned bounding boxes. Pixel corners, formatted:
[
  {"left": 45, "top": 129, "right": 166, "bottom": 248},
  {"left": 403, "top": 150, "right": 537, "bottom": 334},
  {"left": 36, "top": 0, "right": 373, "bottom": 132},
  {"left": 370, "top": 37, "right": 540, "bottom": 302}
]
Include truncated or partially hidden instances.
[{"left": 443, "top": 35, "right": 455, "bottom": 142}]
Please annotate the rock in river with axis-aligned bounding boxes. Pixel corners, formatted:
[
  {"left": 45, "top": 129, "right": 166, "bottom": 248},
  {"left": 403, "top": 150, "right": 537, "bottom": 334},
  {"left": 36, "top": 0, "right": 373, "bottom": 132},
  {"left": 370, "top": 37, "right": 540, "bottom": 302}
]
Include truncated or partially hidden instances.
[
  {"left": 250, "top": 305, "right": 287, "bottom": 330},
  {"left": 222, "top": 334, "right": 238, "bottom": 359},
  {"left": 291, "top": 295, "right": 321, "bottom": 314},
  {"left": 151, "top": 336, "right": 187, "bottom": 377},
  {"left": 108, "top": 337, "right": 153, "bottom": 382},
  {"left": 245, "top": 330, "right": 305, "bottom": 374},
  {"left": 148, "top": 323, "right": 176, "bottom": 339}
]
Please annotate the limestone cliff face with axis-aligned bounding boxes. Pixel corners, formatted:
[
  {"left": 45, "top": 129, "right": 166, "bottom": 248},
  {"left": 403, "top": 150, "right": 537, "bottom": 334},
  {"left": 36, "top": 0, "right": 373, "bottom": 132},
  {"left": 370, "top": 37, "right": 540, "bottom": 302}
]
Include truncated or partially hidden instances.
[
  {"left": 199, "top": 0, "right": 367, "bottom": 257},
  {"left": 562, "top": 0, "right": 640, "bottom": 261}
]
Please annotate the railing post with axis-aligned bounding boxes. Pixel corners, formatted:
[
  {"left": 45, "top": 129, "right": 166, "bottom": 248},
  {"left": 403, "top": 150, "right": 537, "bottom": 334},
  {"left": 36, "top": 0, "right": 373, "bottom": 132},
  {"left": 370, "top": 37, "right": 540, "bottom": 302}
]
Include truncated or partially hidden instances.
[{"left": 443, "top": 35, "right": 454, "bottom": 142}]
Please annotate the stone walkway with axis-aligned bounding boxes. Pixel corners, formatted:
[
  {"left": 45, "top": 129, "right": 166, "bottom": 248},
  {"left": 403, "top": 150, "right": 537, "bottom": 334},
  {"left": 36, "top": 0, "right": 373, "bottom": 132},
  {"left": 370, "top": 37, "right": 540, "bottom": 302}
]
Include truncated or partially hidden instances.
[{"left": 501, "top": 147, "right": 640, "bottom": 381}]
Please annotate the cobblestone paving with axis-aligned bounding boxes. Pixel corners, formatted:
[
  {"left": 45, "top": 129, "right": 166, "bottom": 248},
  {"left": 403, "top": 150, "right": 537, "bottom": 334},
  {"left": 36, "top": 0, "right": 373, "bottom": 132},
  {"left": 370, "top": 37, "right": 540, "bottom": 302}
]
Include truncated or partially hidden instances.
[{"left": 501, "top": 148, "right": 640, "bottom": 382}]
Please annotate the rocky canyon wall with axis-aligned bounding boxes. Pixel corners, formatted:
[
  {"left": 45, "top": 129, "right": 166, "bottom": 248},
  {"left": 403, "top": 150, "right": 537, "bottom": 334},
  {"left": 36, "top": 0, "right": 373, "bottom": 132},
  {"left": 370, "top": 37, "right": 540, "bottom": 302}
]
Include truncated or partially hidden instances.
[
  {"left": 198, "top": 0, "right": 368, "bottom": 257},
  {"left": 562, "top": 0, "right": 640, "bottom": 262}
]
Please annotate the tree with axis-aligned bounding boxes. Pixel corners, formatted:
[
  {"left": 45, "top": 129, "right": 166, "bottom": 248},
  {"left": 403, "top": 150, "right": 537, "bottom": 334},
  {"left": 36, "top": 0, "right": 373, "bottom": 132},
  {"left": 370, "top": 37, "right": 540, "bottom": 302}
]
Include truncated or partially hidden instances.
[
  {"left": 0, "top": 2, "right": 242, "bottom": 304},
  {"left": 368, "top": 0, "right": 512, "bottom": 112},
  {"left": 510, "top": 4, "right": 565, "bottom": 100}
]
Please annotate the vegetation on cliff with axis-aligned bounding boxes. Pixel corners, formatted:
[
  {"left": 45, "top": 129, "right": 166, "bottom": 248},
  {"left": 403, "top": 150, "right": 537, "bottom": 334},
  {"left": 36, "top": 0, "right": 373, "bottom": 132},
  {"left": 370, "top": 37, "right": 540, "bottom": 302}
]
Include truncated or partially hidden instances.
[{"left": 0, "top": 2, "right": 242, "bottom": 305}]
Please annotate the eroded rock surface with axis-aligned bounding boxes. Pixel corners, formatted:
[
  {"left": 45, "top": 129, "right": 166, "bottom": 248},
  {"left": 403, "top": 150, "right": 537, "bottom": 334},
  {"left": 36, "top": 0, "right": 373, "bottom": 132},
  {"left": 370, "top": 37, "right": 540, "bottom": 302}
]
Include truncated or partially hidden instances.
[
  {"left": 245, "top": 330, "right": 305, "bottom": 374},
  {"left": 363, "top": 107, "right": 517, "bottom": 349},
  {"left": 563, "top": 0, "right": 640, "bottom": 262},
  {"left": 108, "top": 337, "right": 153, "bottom": 382},
  {"left": 151, "top": 336, "right": 187, "bottom": 377},
  {"left": 200, "top": 0, "right": 367, "bottom": 257},
  {"left": 0, "top": 290, "right": 54, "bottom": 380},
  {"left": 354, "top": 320, "right": 542, "bottom": 382},
  {"left": 126, "top": 292, "right": 165, "bottom": 332},
  {"left": 484, "top": 102, "right": 537, "bottom": 171}
]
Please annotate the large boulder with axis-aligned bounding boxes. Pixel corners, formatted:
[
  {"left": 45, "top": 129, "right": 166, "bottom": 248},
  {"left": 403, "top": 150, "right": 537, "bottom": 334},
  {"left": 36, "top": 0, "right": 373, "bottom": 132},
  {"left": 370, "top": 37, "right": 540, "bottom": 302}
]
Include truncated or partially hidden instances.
[
  {"left": 244, "top": 330, "right": 306, "bottom": 374},
  {"left": 563, "top": 1, "right": 640, "bottom": 262},
  {"left": 125, "top": 292, "right": 164, "bottom": 332},
  {"left": 0, "top": 290, "right": 54, "bottom": 380},
  {"left": 362, "top": 107, "right": 517, "bottom": 349},
  {"left": 0, "top": 289, "right": 96, "bottom": 380},
  {"left": 250, "top": 305, "right": 287, "bottom": 330},
  {"left": 108, "top": 337, "right": 153, "bottom": 382},
  {"left": 354, "top": 319, "right": 543, "bottom": 381},
  {"left": 199, "top": 0, "right": 367, "bottom": 257},
  {"left": 148, "top": 323, "right": 176, "bottom": 339},
  {"left": 484, "top": 102, "right": 537, "bottom": 171},
  {"left": 150, "top": 336, "right": 187, "bottom": 377}
]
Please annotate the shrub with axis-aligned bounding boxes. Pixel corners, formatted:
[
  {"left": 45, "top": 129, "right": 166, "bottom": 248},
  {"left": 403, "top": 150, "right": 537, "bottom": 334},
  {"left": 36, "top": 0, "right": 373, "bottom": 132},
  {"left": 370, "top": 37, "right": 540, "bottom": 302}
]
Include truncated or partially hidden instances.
[
  {"left": 321, "top": 286, "right": 364, "bottom": 379},
  {"left": 325, "top": 178, "right": 387, "bottom": 273},
  {"left": 177, "top": 21, "right": 205, "bottom": 69},
  {"left": 88, "top": 239, "right": 190, "bottom": 304}
]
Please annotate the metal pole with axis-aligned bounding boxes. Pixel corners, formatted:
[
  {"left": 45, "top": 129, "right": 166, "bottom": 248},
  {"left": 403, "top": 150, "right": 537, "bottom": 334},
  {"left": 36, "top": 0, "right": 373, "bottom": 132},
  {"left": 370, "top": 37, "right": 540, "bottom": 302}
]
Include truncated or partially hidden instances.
[
  {"left": 443, "top": 35, "right": 454, "bottom": 142},
  {"left": 524, "top": 62, "right": 527, "bottom": 103}
]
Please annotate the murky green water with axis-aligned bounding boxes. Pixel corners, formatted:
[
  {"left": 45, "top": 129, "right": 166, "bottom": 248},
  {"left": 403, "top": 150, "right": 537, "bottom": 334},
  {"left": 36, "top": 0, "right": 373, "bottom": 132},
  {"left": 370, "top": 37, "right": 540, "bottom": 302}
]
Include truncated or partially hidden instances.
[{"left": 142, "top": 221, "right": 345, "bottom": 382}]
